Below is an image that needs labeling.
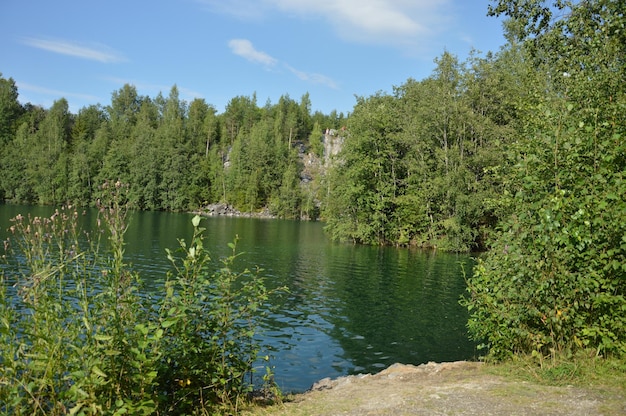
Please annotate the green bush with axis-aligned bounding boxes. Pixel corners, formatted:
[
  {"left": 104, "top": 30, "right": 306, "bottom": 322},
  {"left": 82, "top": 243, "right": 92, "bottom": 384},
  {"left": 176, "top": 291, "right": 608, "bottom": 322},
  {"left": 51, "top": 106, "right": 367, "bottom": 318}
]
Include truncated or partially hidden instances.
[
  {"left": 461, "top": 104, "right": 626, "bottom": 362},
  {"left": 0, "top": 182, "right": 274, "bottom": 415}
]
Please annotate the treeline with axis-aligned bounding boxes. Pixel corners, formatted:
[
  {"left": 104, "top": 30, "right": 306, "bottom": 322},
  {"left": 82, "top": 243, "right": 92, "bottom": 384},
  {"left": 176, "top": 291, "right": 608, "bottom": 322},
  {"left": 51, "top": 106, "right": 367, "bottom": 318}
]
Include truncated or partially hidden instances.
[
  {"left": 0, "top": 46, "right": 518, "bottom": 251},
  {"left": 0, "top": 83, "right": 344, "bottom": 219},
  {"left": 0, "top": 0, "right": 624, "bottom": 259}
]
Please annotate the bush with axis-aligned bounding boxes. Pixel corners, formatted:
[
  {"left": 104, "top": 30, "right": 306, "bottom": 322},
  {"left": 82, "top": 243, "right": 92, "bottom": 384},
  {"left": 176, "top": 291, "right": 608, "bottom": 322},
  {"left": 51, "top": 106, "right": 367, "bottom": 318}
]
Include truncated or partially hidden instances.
[
  {"left": 461, "top": 103, "right": 626, "bottom": 362},
  {"left": 0, "top": 182, "right": 274, "bottom": 415}
]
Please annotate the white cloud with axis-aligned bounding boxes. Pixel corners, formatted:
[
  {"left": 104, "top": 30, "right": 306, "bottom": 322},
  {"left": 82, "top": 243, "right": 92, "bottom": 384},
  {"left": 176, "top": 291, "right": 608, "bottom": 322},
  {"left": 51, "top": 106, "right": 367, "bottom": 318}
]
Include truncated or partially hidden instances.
[
  {"left": 205, "top": 0, "right": 451, "bottom": 47},
  {"left": 21, "top": 37, "right": 125, "bottom": 63},
  {"left": 228, "top": 39, "right": 278, "bottom": 67},
  {"left": 272, "top": 0, "right": 429, "bottom": 38},
  {"left": 228, "top": 39, "right": 339, "bottom": 89},
  {"left": 285, "top": 65, "right": 338, "bottom": 89}
]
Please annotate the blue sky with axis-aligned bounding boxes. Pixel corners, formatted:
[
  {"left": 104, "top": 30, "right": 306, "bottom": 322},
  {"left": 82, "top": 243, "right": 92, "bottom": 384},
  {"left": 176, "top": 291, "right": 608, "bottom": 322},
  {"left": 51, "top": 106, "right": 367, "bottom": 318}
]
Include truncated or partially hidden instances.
[{"left": 1, "top": 0, "right": 507, "bottom": 115}]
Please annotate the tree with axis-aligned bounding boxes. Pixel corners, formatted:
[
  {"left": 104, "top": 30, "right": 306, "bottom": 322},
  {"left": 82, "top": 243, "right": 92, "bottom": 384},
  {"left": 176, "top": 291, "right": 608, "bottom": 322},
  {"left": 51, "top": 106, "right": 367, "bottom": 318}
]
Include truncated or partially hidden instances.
[
  {"left": 0, "top": 73, "right": 23, "bottom": 145},
  {"left": 463, "top": 0, "right": 626, "bottom": 359},
  {"left": 26, "top": 99, "right": 72, "bottom": 204},
  {"left": 324, "top": 93, "right": 404, "bottom": 245},
  {"left": 222, "top": 94, "right": 260, "bottom": 144},
  {"left": 67, "top": 105, "right": 108, "bottom": 204},
  {"left": 274, "top": 153, "right": 303, "bottom": 219},
  {"left": 107, "top": 84, "right": 142, "bottom": 141}
]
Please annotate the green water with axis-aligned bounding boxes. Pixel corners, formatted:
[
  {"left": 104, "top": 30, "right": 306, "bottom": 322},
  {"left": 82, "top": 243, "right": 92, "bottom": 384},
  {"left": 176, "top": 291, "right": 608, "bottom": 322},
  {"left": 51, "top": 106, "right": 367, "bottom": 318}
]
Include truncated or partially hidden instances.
[{"left": 0, "top": 205, "right": 477, "bottom": 393}]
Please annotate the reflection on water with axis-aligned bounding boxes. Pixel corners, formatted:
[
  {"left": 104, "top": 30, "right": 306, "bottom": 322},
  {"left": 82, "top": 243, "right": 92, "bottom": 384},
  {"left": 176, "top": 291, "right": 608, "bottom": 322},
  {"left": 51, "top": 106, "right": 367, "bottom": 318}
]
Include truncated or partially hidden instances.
[{"left": 0, "top": 205, "right": 476, "bottom": 393}]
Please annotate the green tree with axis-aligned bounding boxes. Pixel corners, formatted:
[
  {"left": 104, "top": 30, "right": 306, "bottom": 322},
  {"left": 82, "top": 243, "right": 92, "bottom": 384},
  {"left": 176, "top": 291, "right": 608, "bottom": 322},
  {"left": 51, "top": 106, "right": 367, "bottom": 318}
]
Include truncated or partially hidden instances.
[
  {"left": 308, "top": 121, "right": 324, "bottom": 158},
  {"left": 463, "top": 0, "right": 626, "bottom": 359},
  {"left": 324, "top": 93, "right": 404, "bottom": 244},
  {"left": 107, "top": 84, "right": 141, "bottom": 140},
  {"left": 186, "top": 98, "right": 220, "bottom": 205},
  {"left": 28, "top": 99, "right": 72, "bottom": 204},
  {"left": 128, "top": 98, "right": 161, "bottom": 210},
  {"left": 67, "top": 105, "right": 107, "bottom": 204},
  {"left": 222, "top": 94, "right": 260, "bottom": 144},
  {"left": 0, "top": 73, "right": 23, "bottom": 145},
  {"left": 274, "top": 151, "right": 303, "bottom": 219}
]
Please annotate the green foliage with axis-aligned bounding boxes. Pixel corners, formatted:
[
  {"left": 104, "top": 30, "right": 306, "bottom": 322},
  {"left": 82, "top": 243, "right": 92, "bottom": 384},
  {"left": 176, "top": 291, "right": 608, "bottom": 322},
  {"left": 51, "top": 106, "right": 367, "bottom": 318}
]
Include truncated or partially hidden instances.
[
  {"left": 485, "top": 352, "right": 626, "bottom": 390},
  {"left": 323, "top": 50, "right": 515, "bottom": 250},
  {"left": 0, "top": 73, "right": 23, "bottom": 145},
  {"left": 158, "top": 220, "right": 270, "bottom": 414},
  {"left": 0, "top": 184, "right": 274, "bottom": 414},
  {"left": 463, "top": 0, "right": 626, "bottom": 360},
  {"left": 0, "top": 77, "right": 327, "bottom": 219}
]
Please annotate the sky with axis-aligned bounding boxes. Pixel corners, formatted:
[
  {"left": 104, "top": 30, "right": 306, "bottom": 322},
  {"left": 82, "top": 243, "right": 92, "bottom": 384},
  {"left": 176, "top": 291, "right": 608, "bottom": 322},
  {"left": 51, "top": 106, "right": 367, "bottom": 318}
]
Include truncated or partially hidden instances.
[{"left": 0, "top": 0, "right": 508, "bottom": 116}]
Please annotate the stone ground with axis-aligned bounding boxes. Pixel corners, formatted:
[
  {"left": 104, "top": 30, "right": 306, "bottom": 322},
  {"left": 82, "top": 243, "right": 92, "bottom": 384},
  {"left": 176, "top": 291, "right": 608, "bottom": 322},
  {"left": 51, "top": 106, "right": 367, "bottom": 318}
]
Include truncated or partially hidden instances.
[{"left": 245, "top": 361, "right": 626, "bottom": 416}]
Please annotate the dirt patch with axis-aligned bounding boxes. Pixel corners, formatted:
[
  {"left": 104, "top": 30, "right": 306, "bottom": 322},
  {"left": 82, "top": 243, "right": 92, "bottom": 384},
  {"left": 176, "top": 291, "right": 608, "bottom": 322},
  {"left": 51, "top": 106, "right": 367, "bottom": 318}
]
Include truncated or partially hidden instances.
[{"left": 248, "top": 361, "right": 625, "bottom": 415}]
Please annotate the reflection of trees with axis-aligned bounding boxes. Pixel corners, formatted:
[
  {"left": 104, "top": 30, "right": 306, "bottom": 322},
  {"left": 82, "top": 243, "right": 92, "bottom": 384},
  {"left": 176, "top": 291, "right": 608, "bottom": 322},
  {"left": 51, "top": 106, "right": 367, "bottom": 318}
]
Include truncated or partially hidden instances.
[{"left": 324, "top": 245, "right": 477, "bottom": 374}]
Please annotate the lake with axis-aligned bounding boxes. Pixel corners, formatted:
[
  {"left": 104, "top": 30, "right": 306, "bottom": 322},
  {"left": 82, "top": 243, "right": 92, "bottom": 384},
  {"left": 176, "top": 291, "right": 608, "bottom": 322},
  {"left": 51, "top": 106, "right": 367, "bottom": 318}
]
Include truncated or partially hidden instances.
[{"left": 0, "top": 205, "right": 477, "bottom": 393}]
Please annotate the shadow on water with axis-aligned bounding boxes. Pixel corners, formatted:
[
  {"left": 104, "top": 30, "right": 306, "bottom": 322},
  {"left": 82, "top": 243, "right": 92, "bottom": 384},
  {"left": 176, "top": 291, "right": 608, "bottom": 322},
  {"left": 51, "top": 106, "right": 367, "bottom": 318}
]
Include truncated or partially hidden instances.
[{"left": 0, "top": 205, "right": 477, "bottom": 393}]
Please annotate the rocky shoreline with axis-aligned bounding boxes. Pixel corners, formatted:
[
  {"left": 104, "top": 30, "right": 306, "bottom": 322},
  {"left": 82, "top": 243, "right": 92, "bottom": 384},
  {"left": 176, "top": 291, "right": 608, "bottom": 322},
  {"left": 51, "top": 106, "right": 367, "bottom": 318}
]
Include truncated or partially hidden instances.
[
  {"left": 245, "top": 361, "right": 625, "bottom": 415},
  {"left": 193, "top": 203, "right": 276, "bottom": 219}
]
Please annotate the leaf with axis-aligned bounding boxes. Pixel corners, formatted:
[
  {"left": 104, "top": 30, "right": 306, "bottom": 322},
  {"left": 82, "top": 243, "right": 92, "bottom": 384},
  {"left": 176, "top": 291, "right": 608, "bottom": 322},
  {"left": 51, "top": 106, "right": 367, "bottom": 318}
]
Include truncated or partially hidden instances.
[
  {"left": 68, "top": 403, "right": 84, "bottom": 416},
  {"left": 161, "top": 318, "right": 178, "bottom": 328},
  {"left": 92, "top": 366, "right": 108, "bottom": 378},
  {"left": 192, "top": 215, "right": 201, "bottom": 227},
  {"left": 82, "top": 316, "right": 91, "bottom": 331},
  {"left": 135, "top": 323, "right": 148, "bottom": 335},
  {"left": 94, "top": 334, "right": 113, "bottom": 342}
]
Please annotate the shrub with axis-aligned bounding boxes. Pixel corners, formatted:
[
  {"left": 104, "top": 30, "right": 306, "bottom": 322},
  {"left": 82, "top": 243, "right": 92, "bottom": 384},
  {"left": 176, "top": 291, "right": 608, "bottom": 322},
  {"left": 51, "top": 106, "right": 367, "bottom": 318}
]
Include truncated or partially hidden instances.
[
  {"left": 0, "top": 182, "right": 273, "bottom": 415},
  {"left": 461, "top": 103, "right": 626, "bottom": 362}
]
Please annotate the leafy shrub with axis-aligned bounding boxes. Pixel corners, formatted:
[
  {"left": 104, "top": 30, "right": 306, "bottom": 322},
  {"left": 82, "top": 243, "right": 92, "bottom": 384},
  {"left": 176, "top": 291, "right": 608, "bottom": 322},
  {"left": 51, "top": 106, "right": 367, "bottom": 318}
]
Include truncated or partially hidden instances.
[
  {"left": 0, "top": 182, "right": 274, "bottom": 415},
  {"left": 462, "top": 102, "right": 626, "bottom": 362}
]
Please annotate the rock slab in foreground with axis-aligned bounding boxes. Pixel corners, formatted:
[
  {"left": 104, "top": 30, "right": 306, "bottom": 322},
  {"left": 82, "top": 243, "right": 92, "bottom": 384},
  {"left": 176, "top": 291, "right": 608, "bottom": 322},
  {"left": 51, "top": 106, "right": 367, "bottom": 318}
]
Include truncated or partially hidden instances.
[{"left": 262, "top": 361, "right": 625, "bottom": 416}]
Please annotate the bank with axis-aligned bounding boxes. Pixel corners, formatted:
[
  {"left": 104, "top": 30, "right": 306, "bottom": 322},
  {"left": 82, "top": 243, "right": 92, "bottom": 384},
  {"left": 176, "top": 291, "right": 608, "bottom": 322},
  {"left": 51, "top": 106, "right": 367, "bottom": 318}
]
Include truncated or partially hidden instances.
[{"left": 244, "top": 360, "right": 626, "bottom": 415}]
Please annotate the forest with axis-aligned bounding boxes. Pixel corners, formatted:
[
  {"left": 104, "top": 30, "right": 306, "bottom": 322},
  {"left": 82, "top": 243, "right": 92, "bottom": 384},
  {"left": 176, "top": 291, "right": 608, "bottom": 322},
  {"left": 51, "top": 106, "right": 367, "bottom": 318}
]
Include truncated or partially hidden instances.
[
  {"left": 0, "top": 0, "right": 624, "bottom": 373},
  {"left": 0, "top": 46, "right": 515, "bottom": 253}
]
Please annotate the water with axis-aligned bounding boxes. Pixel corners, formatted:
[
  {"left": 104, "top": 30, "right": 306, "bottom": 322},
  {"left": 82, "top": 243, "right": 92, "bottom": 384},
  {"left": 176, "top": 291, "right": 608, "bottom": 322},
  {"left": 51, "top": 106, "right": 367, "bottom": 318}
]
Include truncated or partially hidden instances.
[{"left": 0, "top": 205, "right": 477, "bottom": 393}]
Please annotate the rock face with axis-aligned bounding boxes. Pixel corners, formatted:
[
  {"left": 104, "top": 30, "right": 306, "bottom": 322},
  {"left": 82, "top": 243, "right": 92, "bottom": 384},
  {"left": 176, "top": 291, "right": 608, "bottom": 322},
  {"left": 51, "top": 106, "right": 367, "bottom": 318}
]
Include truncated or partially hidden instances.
[
  {"left": 322, "top": 131, "right": 344, "bottom": 166},
  {"left": 196, "top": 132, "right": 346, "bottom": 220},
  {"left": 309, "top": 361, "right": 478, "bottom": 392},
  {"left": 203, "top": 203, "right": 238, "bottom": 216}
]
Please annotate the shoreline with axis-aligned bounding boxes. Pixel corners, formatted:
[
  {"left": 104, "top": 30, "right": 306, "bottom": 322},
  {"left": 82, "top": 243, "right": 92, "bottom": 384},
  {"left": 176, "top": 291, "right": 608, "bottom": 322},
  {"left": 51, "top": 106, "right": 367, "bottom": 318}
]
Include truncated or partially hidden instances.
[{"left": 246, "top": 361, "right": 626, "bottom": 415}]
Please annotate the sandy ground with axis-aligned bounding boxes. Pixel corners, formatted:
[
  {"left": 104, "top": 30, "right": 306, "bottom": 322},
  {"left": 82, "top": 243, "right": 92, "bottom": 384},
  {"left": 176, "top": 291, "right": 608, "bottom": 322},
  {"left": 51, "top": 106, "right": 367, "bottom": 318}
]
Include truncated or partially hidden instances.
[{"left": 247, "top": 361, "right": 626, "bottom": 416}]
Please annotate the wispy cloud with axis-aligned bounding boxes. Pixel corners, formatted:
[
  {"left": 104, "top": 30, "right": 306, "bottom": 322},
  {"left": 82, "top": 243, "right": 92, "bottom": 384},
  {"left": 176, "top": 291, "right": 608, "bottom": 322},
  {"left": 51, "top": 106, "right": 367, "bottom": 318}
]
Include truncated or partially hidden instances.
[
  {"left": 272, "top": 0, "right": 430, "bottom": 40},
  {"left": 206, "top": 0, "right": 452, "bottom": 48},
  {"left": 194, "top": 0, "right": 267, "bottom": 20},
  {"left": 228, "top": 39, "right": 278, "bottom": 67},
  {"left": 21, "top": 37, "right": 125, "bottom": 63},
  {"left": 228, "top": 39, "right": 338, "bottom": 88},
  {"left": 285, "top": 65, "right": 338, "bottom": 89},
  {"left": 18, "top": 82, "right": 100, "bottom": 102}
]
